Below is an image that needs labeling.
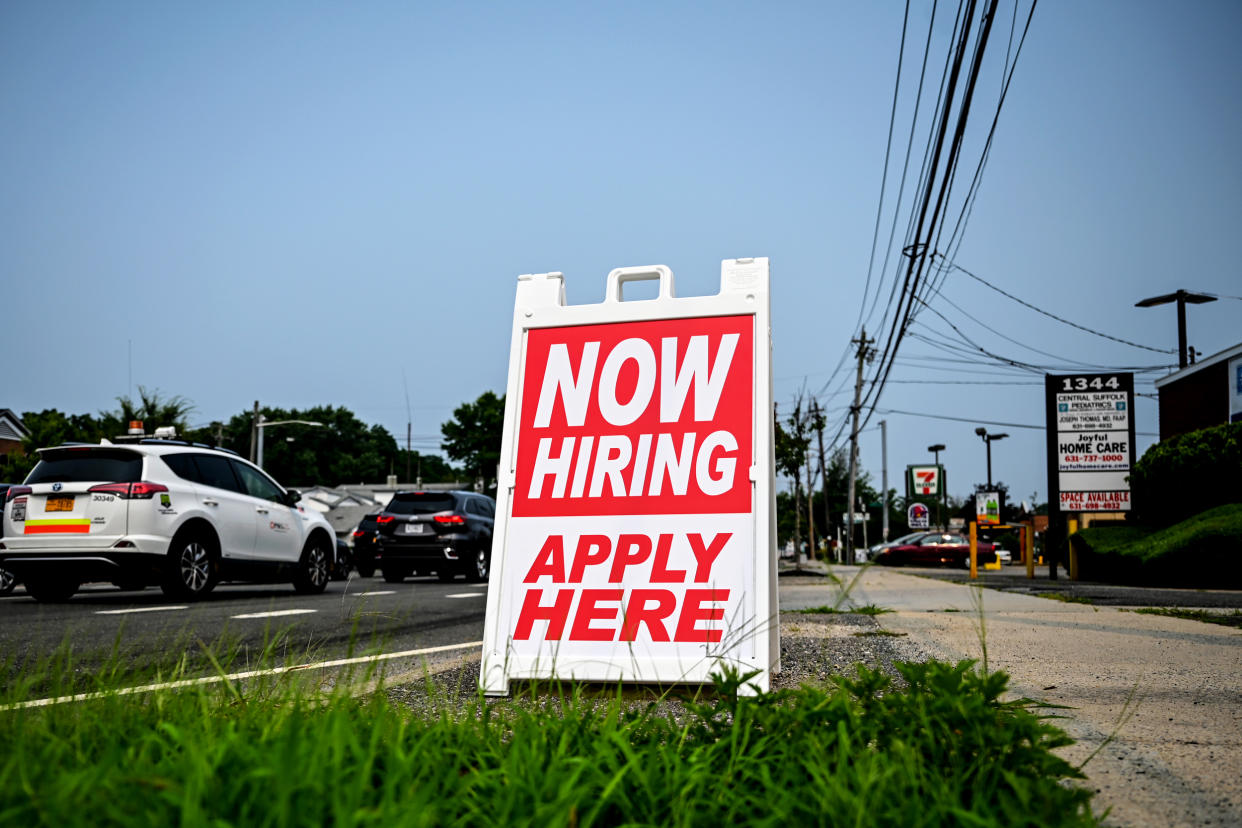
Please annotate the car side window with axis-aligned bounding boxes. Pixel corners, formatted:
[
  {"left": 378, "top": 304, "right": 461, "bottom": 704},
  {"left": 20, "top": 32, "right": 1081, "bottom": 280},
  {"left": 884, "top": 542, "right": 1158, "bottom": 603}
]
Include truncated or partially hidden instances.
[
  {"left": 192, "top": 454, "right": 244, "bottom": 493},
  {"left": 162, "top": 453, "right": 200, "bottom": 483},
  {"left": 465, "top": 498, "right": 481, "bottom": 516},
  {"left": 231, "top": 461, "right": 286, "bottom": 503},
  {"left": 481, "top": 498, "right": 495, "bottom": 518}
]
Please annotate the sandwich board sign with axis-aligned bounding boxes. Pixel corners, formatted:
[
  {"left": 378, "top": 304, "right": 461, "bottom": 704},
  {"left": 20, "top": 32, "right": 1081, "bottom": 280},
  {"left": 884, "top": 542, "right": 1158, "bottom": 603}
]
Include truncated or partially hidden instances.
[{"left": 480, "top": 260, "right": 777, "bottom": 695}]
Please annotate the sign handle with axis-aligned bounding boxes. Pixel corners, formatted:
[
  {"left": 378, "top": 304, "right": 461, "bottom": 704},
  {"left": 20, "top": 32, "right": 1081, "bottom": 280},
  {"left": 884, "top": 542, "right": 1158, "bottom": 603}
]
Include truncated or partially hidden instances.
[{"left": 605, "top": 265, "right": 675, "bottom": 302}]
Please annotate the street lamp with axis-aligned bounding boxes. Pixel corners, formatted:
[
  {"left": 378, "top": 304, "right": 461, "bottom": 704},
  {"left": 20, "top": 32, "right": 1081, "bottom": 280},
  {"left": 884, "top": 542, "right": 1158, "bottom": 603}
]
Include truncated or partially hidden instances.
[
  {"left": 256, "top": 416, "right": 324, "bottom": 469},
  {"left": 928, "top": 443, "right": 946, "bottom": 529},
  {"left": 1135, "top": 289, "right": 1217, "bottom": 368},
  {"left": 974, "top": 428, "right": 1007, "bottom": 489}
]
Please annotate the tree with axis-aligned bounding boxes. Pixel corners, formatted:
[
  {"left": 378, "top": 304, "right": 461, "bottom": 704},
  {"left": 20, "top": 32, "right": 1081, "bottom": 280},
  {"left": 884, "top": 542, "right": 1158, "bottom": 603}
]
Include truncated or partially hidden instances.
[
  {"left": 441, "top": 391, "right": 505, "bottom": 491},
  {"left": 1, "top": 409, "right": 104, "bottom": 481},
  {"left": 98, "top": 386, "right": 195, "bottom": 439}
]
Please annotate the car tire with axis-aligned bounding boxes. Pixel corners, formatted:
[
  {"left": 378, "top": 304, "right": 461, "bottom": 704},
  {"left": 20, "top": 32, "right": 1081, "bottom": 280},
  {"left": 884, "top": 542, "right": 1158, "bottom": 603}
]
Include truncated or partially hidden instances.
[
  {"left": 467, "top": 548, "right": 491, "bottom": 583},
  {"left": 293, "top": 537, "right": 331, "bottom": 594},
  {"left": 382, "top": 568, "right": 406, "bottom": 583},
  {"left": 25, "top": 576, "right": 80, "bottom": 603},
  {"left": 0, "top": 567, "right": 16, "bottom": 596},
  {"left": 162, "top": 529, "right": 220, "bottom": 600}
]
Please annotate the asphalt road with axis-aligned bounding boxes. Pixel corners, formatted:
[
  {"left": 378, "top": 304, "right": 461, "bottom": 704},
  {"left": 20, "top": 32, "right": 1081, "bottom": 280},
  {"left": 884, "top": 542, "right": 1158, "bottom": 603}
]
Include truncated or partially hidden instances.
[{"left": 0, "top": 574, "right": 489, "bottom": 681}]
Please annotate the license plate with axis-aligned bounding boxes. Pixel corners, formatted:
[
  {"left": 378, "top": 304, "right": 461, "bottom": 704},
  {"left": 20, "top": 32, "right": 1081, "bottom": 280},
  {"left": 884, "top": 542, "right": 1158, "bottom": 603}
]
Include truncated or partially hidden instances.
[
  {"left": 401, "top": 523, "right": 428, "bottom": 535},
  {"left": 46, "top": 496, "right": 74, "bottom": 512}
]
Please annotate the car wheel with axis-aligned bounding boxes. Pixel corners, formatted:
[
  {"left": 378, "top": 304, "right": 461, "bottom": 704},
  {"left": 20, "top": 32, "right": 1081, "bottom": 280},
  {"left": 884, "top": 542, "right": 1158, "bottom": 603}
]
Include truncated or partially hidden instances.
[
  {"left": 162, "top": 530, "right": 220, "bottom": 600},
  {"left": 437, "top": 570, "right": 457, "bottom": 582},
  {"left": 0, "top": 568, "right": 15, "bottom": 596},
  {"left": 294, "top": 537, "right": 331, "bottom": 594},
  {"left": 25, "top": 576, "right": 80, "bottom": 603},
  {"left": 382, "top": 568, "right": 406, "bottom": 583},
  {"left": 468, "top": 548, "right": 491, "bottom": 583}
]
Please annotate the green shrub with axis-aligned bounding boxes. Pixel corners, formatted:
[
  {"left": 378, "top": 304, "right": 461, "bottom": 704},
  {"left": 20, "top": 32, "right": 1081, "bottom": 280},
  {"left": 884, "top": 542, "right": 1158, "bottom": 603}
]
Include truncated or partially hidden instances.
[
  {"left": 1072, "top": 503, "right": 1242, "bottom": 587},
  {"left": 1130, "top": 422, "right": 1242, "bottom": 525}
]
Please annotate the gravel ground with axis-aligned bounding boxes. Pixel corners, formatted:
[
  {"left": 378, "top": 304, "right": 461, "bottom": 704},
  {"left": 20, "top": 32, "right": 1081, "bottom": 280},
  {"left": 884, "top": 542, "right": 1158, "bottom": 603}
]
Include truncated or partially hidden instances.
[{"left": 381, "top": 610, "right": 934, "bottom": 715}]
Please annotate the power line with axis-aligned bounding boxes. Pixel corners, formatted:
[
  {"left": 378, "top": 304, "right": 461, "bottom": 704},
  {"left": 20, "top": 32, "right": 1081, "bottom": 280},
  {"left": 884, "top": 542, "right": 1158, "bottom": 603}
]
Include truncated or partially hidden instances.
[
  {"left": 944, "top": 259, "right": 1175, "bottom": 353},
  {"left": 877, "top": 407, "right": 1159, "bottom": 437}
]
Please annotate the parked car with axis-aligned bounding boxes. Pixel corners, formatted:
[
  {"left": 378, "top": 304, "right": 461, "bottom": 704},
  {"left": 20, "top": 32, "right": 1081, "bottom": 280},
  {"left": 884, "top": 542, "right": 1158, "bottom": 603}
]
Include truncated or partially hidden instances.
[
  {"left": 350, "top": 513, "right": 380, "bottom": 577},
  {"left": 864, "top": 531, "right": 933, "bottom": 564},
  {"left": 0, "top": 436, "right": 336, "bottom": 602},
  {"left": 331, "top": 536, "right": 354, "bottom": 580},
  {"left": 374, "top": 491, "right": 494, "bottom": 583},
  {"left": 872, "top": 532, "right": 997, "bottom": 568},
  {"left": 0, "top": 484, "right": 16, "bottom": 594}
]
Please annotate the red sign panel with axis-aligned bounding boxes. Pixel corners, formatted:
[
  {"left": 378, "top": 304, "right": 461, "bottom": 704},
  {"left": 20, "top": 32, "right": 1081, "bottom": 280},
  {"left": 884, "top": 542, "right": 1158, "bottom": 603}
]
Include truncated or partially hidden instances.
[{"left": 512, "top": 315, "right": 754, "bottom": 517}]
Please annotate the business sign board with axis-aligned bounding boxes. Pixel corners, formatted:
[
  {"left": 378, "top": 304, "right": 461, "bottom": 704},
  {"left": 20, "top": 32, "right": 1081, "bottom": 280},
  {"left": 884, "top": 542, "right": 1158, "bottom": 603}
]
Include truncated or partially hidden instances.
[
  {"left": 975, "top": 492, "right": 1000, "bottom": 526},
  {"left": 907, "top": 502, "right": 930, "bottom": 529},
  {"left": 1044, "top": 373, "right": 1135, "bottom": 512},
  {"left": 906, "top": 464, "right": 942, "bottom": 497},
  {"left": 480, "top": 260, "right": 776, "bottom": 695}
]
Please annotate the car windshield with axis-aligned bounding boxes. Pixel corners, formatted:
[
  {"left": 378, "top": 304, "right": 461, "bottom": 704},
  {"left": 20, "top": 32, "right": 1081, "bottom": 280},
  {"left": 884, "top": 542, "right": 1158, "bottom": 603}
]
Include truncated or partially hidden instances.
[
  {"left": 26, "top": 448, "right": 143, "bottom": 484},
  {"left": 385, "top": 493, "right": 455, "bottom": 516}
]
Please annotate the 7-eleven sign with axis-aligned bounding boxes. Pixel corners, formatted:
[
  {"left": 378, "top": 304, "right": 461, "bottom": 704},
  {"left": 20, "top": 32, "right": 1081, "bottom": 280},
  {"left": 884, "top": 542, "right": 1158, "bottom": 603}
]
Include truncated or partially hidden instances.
[{"left": 907, "top": 465, "right": 942, "bottom": 497}]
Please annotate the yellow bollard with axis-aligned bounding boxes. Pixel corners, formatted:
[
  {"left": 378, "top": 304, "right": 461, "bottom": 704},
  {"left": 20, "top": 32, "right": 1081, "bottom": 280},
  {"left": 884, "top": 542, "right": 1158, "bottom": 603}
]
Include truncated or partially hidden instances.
[
  {"left": 969, "top": 521, "right": 978, "bottom": 579},
  {"left": 1025, "top": 524, "right": 1035, "bottom": 579},
  {"left": 1068, "top": 518, "right": 1079, "bottom": 581}
]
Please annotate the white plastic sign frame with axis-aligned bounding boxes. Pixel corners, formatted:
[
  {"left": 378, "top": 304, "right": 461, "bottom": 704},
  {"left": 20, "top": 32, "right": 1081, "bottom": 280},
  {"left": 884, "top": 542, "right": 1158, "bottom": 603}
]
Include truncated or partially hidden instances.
[{"left": 480, "top": 259, "right": 777, "bottom": 696}]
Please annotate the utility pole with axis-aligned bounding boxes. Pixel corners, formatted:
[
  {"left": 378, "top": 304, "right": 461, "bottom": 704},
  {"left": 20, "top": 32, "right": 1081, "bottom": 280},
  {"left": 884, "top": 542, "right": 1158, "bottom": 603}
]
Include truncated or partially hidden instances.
[
  {"left": 812, "top": 398, "right": 833, "bottom": 562},
  {"left": 804, "top": 446, "right": 816, "bottom": 560},
  {"left": 406, "top": 423, "right": 412, "bottom": 483},
  {"left": 846, "top": 328, "right": 875, "bottom": 566},
  {"left": 880, "top": 419, "right": 889, "bottom": 542},
  {"left": 249, "top": 400, "right": 259, "bottom": 463}
]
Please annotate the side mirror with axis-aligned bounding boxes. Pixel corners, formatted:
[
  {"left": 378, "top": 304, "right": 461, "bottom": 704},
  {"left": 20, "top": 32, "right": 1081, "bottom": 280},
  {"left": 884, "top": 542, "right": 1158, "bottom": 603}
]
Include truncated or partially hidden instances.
[{"left": 285, "top": 489, "right": 301, "bottom": 506}]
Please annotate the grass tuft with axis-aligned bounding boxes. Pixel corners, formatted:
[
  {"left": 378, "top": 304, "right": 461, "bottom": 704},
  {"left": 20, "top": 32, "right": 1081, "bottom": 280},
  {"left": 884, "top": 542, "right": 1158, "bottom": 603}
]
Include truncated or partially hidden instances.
[
  {"left": 1134, "top": 607, "right": 1242, "bottom": 628},
  {"left": 0, "top": 642, "right": 1101, "bottom": 827}
]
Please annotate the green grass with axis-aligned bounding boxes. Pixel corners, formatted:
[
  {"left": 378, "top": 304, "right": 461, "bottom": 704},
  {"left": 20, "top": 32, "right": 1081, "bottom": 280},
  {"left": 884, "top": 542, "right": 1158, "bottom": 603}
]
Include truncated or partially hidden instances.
[
  {"left": 1134, "top": 607, "right": 1242, "bottom": 628},
  {"left": 1038, "top": 593, "right": 1095, "bottom": 605},
  {"left": 1072, "top": 503, "right": 1242, "bottom": 586},
  {"left": 0, "top": 644, "right": 1101, "bottom": 827},
  {"left": 852, "top": 630, "right": 908, "bottom": 638},
  {"left": 794, "top": 603, "right": 893, "bottom": 616}
]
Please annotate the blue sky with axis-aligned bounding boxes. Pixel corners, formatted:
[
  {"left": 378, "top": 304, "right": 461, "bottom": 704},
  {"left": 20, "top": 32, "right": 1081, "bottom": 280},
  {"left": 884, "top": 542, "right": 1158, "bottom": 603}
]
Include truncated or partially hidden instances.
[{"left": 3, "top": 1, "right": 1239, "bottom": 508}]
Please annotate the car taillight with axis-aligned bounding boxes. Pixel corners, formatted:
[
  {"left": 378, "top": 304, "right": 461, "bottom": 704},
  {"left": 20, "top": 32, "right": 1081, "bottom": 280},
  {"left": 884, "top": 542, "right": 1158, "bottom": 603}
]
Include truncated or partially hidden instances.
[
  {"left": 88, "top": 482, "right": 170, "bottom": 500},
  {"left": 376, "top": 515, "right": 394, "bottom": 524},
  {"left": 6, "top": 486, "right": 31, "bottom": 502},
  {"left": 434, "top": 514, "right": 465, "bottom": 524},
  {"left": 352, "top": 529, "right": 365, "bottom": 538}
]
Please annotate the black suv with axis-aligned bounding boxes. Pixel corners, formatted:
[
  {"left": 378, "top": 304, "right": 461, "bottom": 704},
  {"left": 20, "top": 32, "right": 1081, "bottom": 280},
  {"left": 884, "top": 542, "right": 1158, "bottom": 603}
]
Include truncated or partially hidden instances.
[
  {"left": 374, "top": 491, "right": 494, "bottom": 583},
  {"left": 350, "top": 513, "right": 380, "bottom": 577}
]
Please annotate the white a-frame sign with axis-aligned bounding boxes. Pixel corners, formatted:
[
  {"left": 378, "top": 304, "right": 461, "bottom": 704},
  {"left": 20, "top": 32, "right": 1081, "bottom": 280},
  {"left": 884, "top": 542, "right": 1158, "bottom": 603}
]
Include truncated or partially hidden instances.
[{"left": 480, "top": 259, "right": 778, "bottom": 695}]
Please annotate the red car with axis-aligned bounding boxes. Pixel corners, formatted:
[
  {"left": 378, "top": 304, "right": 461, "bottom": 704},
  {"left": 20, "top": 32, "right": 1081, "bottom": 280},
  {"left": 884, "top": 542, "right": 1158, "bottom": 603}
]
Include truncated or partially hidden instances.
[{"left": 873, "top": 532, "right": 996, "bottom": 568}]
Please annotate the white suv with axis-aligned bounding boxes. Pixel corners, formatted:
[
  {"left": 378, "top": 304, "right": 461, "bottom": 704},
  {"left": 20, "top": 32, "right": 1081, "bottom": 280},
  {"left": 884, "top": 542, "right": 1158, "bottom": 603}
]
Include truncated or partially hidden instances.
[{"left": 0, "top": 438, "right": 336, "bottom": 603}]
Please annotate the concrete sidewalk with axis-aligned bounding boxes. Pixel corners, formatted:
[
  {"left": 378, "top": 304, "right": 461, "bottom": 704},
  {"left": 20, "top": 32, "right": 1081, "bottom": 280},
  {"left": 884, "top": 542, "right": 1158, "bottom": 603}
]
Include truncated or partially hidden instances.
[{"left": 779, "top": 564, "right": 1242, "bottom": 828}]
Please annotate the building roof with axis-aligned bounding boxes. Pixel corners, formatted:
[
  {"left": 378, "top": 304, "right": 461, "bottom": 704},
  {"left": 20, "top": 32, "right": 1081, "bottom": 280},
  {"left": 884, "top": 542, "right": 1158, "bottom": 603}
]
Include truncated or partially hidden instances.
[
  {"left": 1154, "top": 342, "right": 1242, "bottom": 389},
  {"left": 0, "top": 410, "right": 29, "bottom": 442}
]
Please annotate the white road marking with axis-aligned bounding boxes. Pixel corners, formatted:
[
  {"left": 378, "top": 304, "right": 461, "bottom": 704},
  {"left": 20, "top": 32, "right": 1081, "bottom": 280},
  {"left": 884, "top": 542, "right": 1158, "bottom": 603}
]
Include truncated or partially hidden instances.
[
  {"left": 446, "top": 593, "right": 486, "bottom": 599},
  {"left": 96, "top": 606, "right": 189, "bottom": 615},
  {"left": 355, "top": 590, "right": 396, "bottom": 596},
  {"left": 5, "top": 640, "right": 485, "bottom": 710},
  {"left": 231, "top": 609, "right": 317, "bottom": 619}
]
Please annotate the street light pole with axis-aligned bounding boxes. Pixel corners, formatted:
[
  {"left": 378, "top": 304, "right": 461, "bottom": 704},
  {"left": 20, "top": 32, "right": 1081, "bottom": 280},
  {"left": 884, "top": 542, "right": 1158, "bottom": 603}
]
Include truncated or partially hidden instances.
[
  {"left": 255, "top": 418, "right": 324, "bottom": 469},
  {"left": 974, "top": 428, "right": 1008, "bottom": 489},
  {"left": 928, "top": 443, "right": 945, "bottom": 529},
  {"left": 1135, "top": 289, "right": 1217, "bottom": 368}
]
